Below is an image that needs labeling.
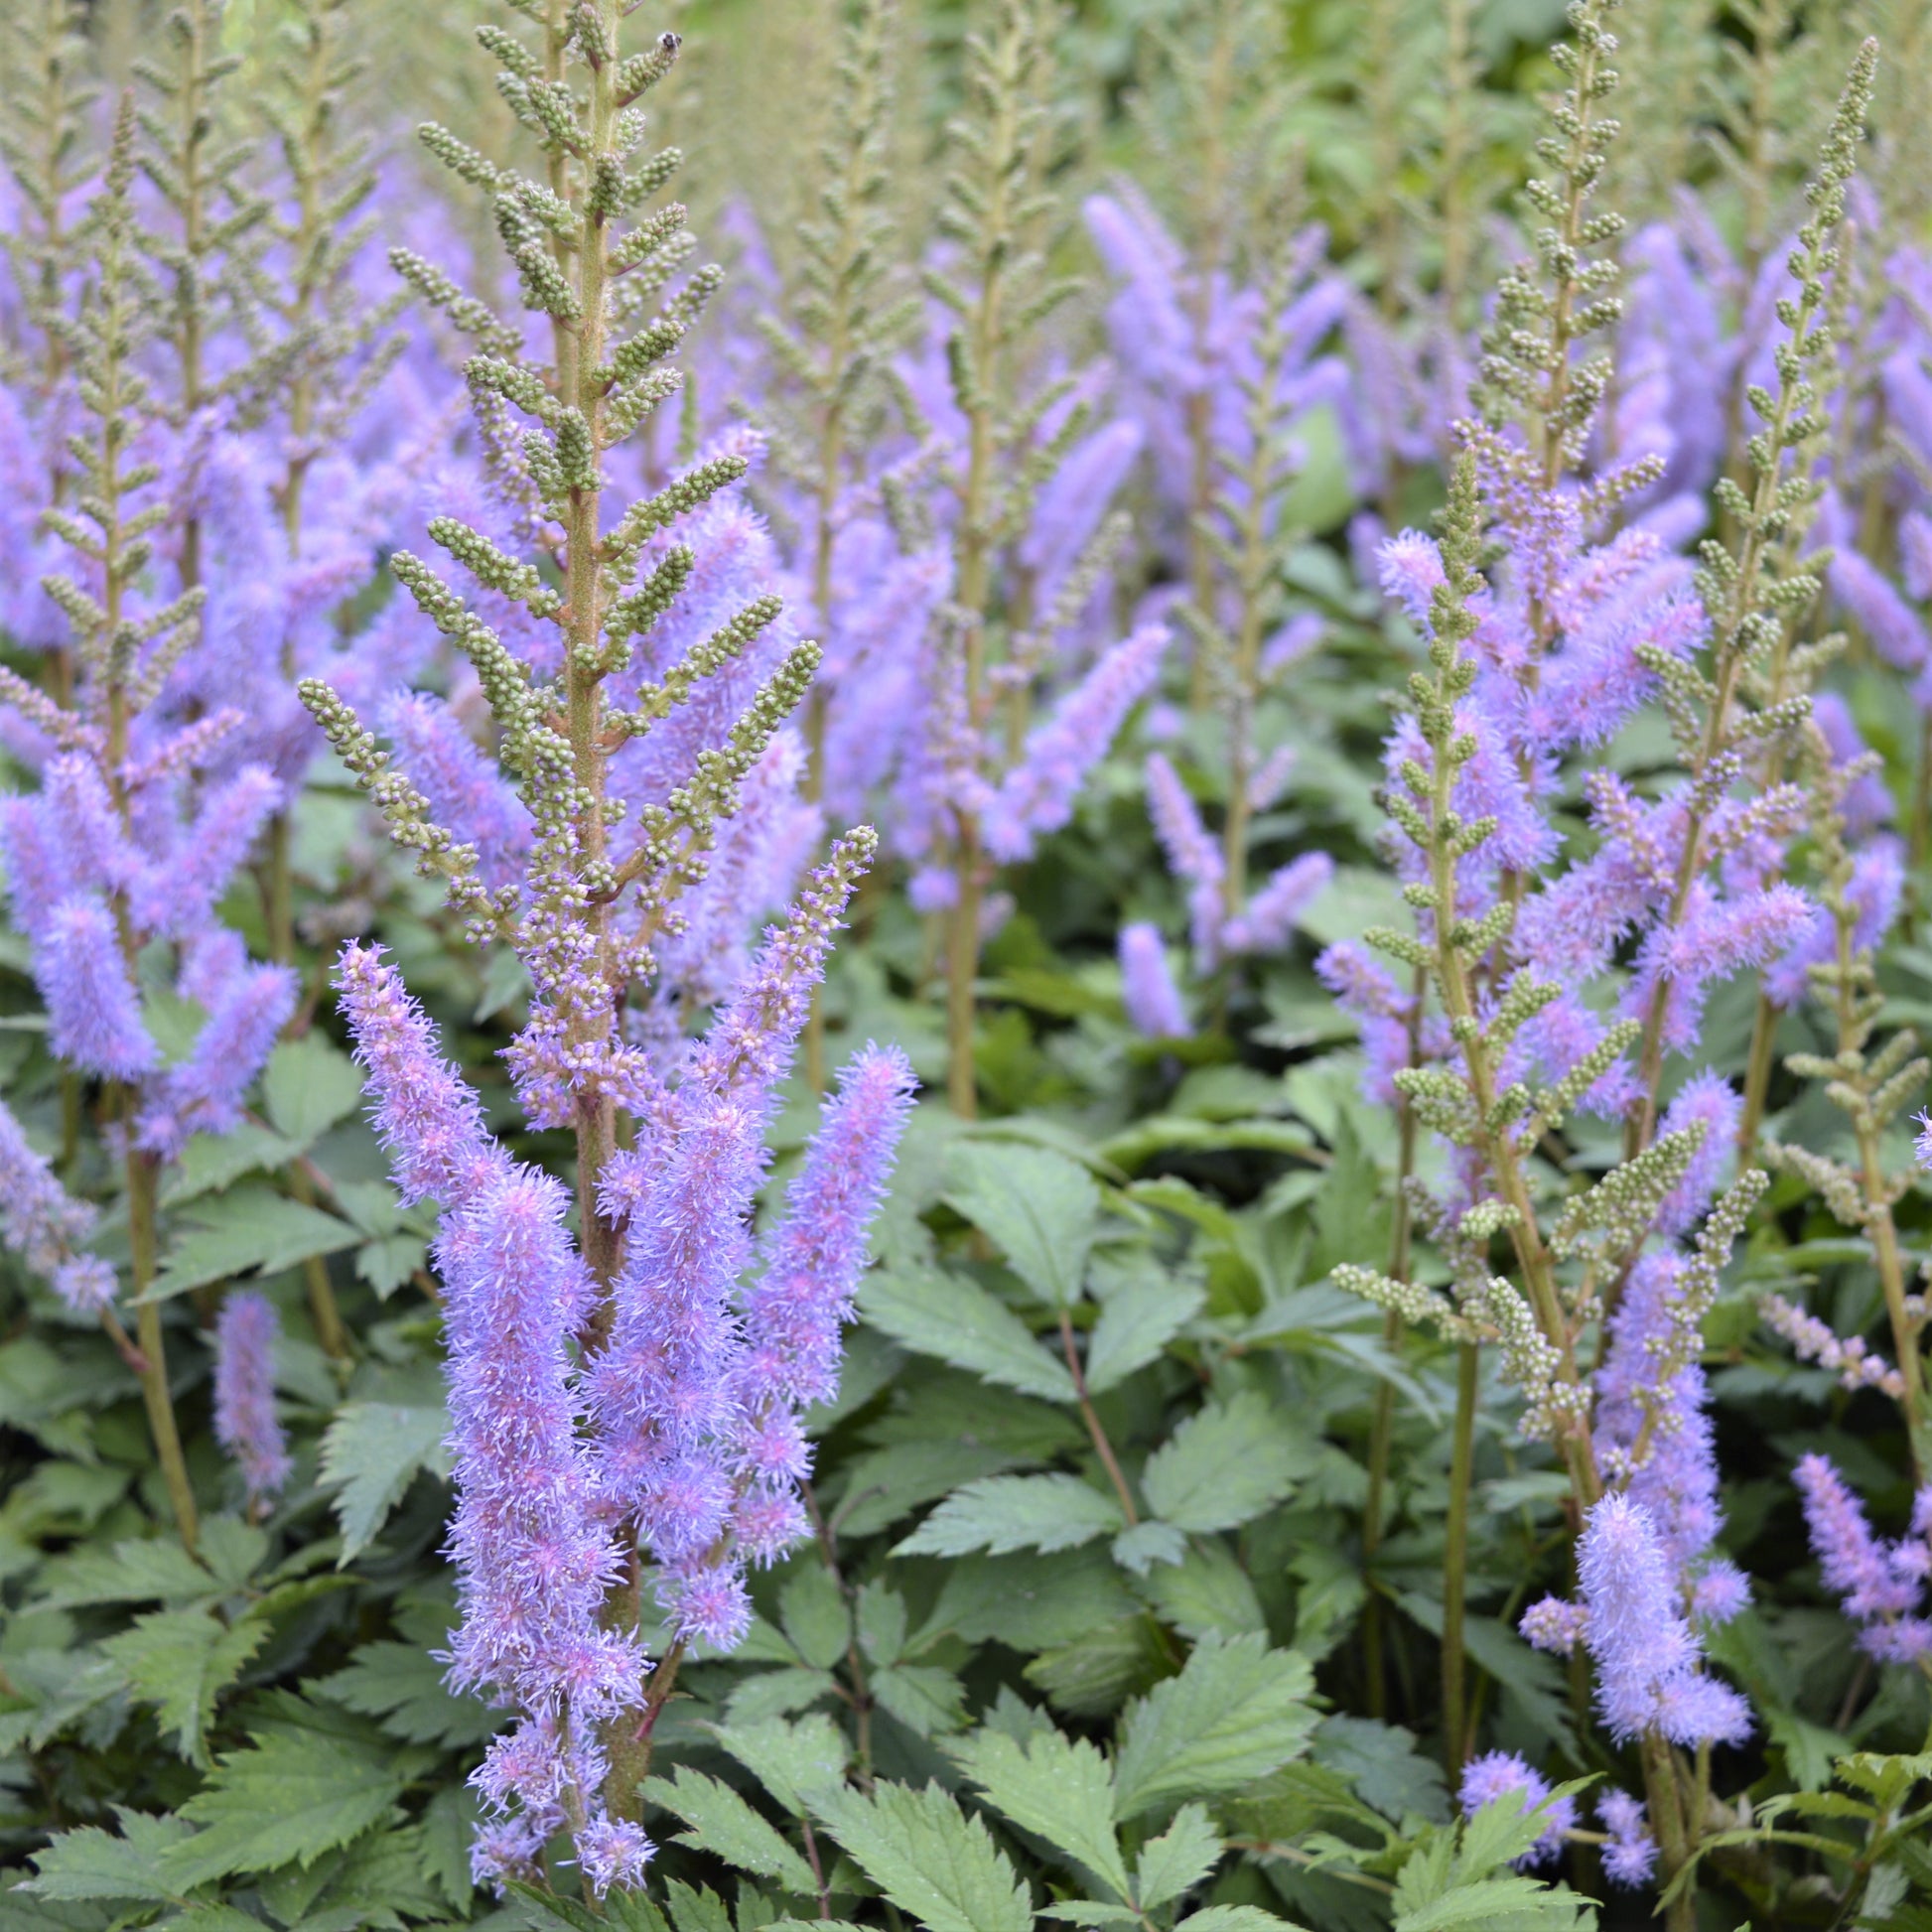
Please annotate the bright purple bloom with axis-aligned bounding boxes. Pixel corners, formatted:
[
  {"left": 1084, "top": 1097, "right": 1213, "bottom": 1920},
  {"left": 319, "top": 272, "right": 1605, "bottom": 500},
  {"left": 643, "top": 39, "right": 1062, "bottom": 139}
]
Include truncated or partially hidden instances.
[
  {"left": 1519, "top": 1595, "right": 1587, "bottom": 1657},
  {"left": 1220, "top": 852, "right": 1333, "bottom": 955},
  {"left": 37, "top": 897, "right": 156, "bottom": 1081},
  {"left": 380, "top": 692, "right": 532, "bottom": 894},
  {"left": 337, "top": 944, "right": 502, "bottom": 1206},
  {"left": 1652, "top": 1073, "right": 1740, "bottom": 1238},
  {"left": 1596, "top": 1790, "right": 1658, "bottom": 1887},
  {"left": 0, "top": 1099, "right": 116, "bottom": 1314},
  {"left": 212, "top": 1292, "right": 291, "bottom": 1501},
  {"left": 1794, "top": 1454, "right": 1932, "bottom": 1663},
  {"left": 1457, "top": 1751, "right": 1574, "bottom": 1867},
  {"left": 1577, "top": 1492, "right": 1752, "bottom": 1746},
  {"left": 981, "top": 623, "right": 1168, "bottom": 864},
  {"left": 1119, "top": 922, "right": 1191, "bottom": 1039}
]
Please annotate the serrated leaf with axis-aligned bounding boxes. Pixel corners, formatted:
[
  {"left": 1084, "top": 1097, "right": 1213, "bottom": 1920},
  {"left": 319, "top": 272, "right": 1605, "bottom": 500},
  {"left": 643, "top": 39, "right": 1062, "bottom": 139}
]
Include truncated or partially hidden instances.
[
  {"left": 644, "top": 1766, "right": 818, "bottom": 1895},
  {"left": 1084, "top": 1270, "right": 1204, "bottom": 1394},
  {"left": 726, "top": 1666, "right": 841, "bottom": 1725},
  {"left": 1141, "top": 1392, "right": 1311, "bottom": 1533},
  {"left": 162, "top": 1123, "right": 304, "bottom": 1206},
  {"left": 710, "top": 1714, "right": 849, "bottom": 1817},
  {"left": 1177, "top": 1909, "right": 1311, "bottom": 1932},
  {"left": 945, "top": 1144, "right": 1100, "bottom": 1308},
  {"left": 873, "top": 1663, "right": 968, "bottom": 1736},
  {"left": 22, "top": 1814, "right": 189, "bottom": 1903},
  {"left": 952, "top": 1725, "right": 1130, "bottom": 1899},
  {"left": 897, "top": 1475, "right": 1124, "bottom": 1558},
  {"left": 262, "top": 1035, "right": 364, "bottom": 1146},
  {"left": 162, "top": 1728, "right": 405, "bottom": 1888},
  {"left": 35, "top": 1535, "right": 214, "bottom": 1610},
  {"left": 196, "top": 1516, "right": 270, "bottom": 1592},
  {"left": 1394, "top": 1874, "right": 1589, "bottom": 1932},
  {"left": 856, "top": 1581, "right": 908, "bottom": 1668},
  {"left": 779, "top": 1566, "right": 852, "bottom": 1671},
  {"left": 1112, "top": 1521, "right": 1187, "bottom": 1574},
  {"left": 1113, "top": 1634, "right": 1318, "bottom": 1818},
  {"left": 314, "top": 1640, "right": 503, "bottom": 1747},
  {"left": 1135, "top": 1803, "right": 1221, "bottom": 1911},
  {"left": 1134, "top": 1541, "right": 1266, "bottom": 1641},
  {"left": 147, "top": 1185, "right": 360, "bottom": 1303},
  {"left": 99, "top": 1606, "right": 269, "bottom": 1765},
  {"left": 809, "top": 1780, "right": 1033, "bottom": 1932},
  {"left": 1312, "top": 1717, "right": 1449, "bottom": 1825},
  {"left": 354, "top": 1233, "right": 427, "bottom": 1299},
  {"left": 862, "top": 1268, "right": 1076, "bottom": 1403},
  {"left": 318, "top": 1401, "right": 450, "bottom": 1561}
]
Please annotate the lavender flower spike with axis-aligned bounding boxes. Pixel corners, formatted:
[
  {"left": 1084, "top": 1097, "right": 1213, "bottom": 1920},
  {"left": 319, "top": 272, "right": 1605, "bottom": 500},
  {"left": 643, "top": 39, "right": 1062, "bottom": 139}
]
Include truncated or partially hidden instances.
[
  {"left": 1577, "top": 1492, "right": 1752, "bottom": 1746},
  {"left": 1596, "top": 1790, "right": 1658, "bottom": 1887},
  {"left": 0, "top": 1099, "right": 117, "bottom": 1314},
  {"left": 1794, "top": 1453, "right": 1932, "bottom": 1664},
  {"left": 1119, "top": 922, "right": 1192, "bottom": 1038},
  {"left": 336, "top": 943, "right": 503, "bottom": 1207},
  {"left": 212, "top": 1293, "right": 292, "bottom": 1502}
]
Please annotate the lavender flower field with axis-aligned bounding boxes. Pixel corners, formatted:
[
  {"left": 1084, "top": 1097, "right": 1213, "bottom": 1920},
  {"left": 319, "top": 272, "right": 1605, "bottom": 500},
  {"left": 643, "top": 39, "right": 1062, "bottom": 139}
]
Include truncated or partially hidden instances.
[{"left": 7, "top": 0, "right": 1932, "bottom": 1924}]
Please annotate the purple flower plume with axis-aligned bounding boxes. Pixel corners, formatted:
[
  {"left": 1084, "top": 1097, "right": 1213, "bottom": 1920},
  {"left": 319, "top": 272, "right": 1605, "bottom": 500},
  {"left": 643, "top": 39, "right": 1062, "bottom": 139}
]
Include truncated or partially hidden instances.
[
  {"left": 1119, "top": 922, "right": 1191, "bottom": 1038},
  {"left": 0, "top": 1099, "right": 117, "bottom": 1313},
  {"left": 336, "top": 943, "right": 503, "bottom": 1206},
  {"left": 981, "top": 623, "right": 1168, "bottom": 864},
  {"left": 1794, "top": 1454, "right": 1932, "bottom": 1664},
  {"left": 212, "top": 1292, "right": 291, "bottom": 1501},
  {"left": 1577, "top": 1492, "right": 1753, "bottom": 1746},
  {"left": 1596, "top": 1790, "right": 1658, "bottom": 1887},
  {"left": 36, "top": 897, "right": 156, "bottom": 1081}
]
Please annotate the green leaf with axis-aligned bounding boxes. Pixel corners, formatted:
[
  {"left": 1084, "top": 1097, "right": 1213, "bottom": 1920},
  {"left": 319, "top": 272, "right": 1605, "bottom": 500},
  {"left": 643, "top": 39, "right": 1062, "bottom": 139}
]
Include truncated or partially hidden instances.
[
  {"left": 262, "top": 1034, "right": 364, "bottom": 1146},
  {"left": 897, "top": 1475, "right": 1125, "bottom": 1559},
  {"left": 99, "top": 1607, "right": 270, "bottom": 1765},
  {"left": 856, "top": 1581, "right": 908, "bottom": 1668},
  {"left": 945, "top": 1143, "right": 1100, "bottom": 1308},
  {"left": 809, "top": 1780, "right": 1033, "bottom": 1932},
  {"left": 644, "top": 1766, "right": 819, "bottom": 1895},
  {"left": 710, "top": 1714, "right": 849, "bottom": 1817},
  {"left": 147, "top": 1184, "right": 360, "bottom": 1303},
  {"left": 779, "top": 1567, "right": 852, "bottom": 1672},
  {"left": 318, "top": 1400, "right": 451, "bottom": 1561},
  {"left": 1311, "top": 1718, "right": 1450, "bottom": 1825},
  {"left": 314, "top": 1640, "right": 503, "bottom": 1747},
  {"left": 952, "top": 1725, "right": 1131, "bottom": 1900},
  {"left": 872, "top": 1663, "right": 969, "bottom": 1736},
  {"left": 1176, "top": 1909, "right": 1311, "bottom": 1932},
  {"left": 1113, "top": 1634, "right": 1318, "bottom": 1819},
  {"left": 35, "top": 1535, "right": 214, "bottom": 1610},
  {"left": 22, "top": 1811, "right": 192, "bottom": 1903},
  {"left": 354, "top": 1233, "right": 428, "bottom": 1299},
  {"left": 1141, "top": 1392, "right": 1313, "bottom": 1534},
  {"left": 162, "top": 1728, "right": 405, "bottom": 1888},
  {"left": 162, "top": 1123, "right": 305, "bottom": 1206},
  {"left": 726, "top": 1667, "right": 842, "bottom": 1725},
  {"left": 1134, "top": 1804, "right": 1221, "bottom": 1911},
  {"left": 862, "top": 1268, "right": 1076, "bottom": 1404},
  {"left": 1134, "top": 1541, "right": 1266, "bottom": 1641},
  {"left": 1084, "top": 1270, "right": 1205, "bottom": 1394}
]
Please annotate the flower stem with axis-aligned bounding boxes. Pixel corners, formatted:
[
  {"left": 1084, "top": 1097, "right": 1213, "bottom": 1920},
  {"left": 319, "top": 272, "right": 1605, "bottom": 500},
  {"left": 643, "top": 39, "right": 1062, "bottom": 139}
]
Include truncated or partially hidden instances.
[
  {"left": 1442, "top": 1339, "right": 1478, "bottom": 1777},
  {"left": 1058, "top": 1309, "right": 1139, "bottom": 1527},
  {"left": 125, "top": 1144, "right": 199, "bottom": 1554}
]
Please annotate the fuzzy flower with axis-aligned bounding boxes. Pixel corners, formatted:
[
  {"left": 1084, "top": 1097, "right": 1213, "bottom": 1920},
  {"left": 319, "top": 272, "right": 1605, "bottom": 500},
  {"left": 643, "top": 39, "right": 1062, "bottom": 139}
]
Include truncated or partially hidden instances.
[
  {"left": 1220, "top": 852, "right": 1334, "bottom": 957},
  {"left": 1577, "top": 1492, "right": 1752, "bottom": 1746},
  {"left": 1794, "top": 1453, "right": 1932, "bottom": 1663},
  {"left": 1519, "top": 1595, "right": 1587, "bottom": 1657},
  {"left": 1457, "top": 1751, "right": 1574, "bottom": 1867},
  {"left": 0, "top": 1099, "right": 116, "bottom": 1313},
  {"left": 1760, "top": 1293, "right": 1906, "bottom": 1400},
  {"left": 1119, "top": 922, "right": 1191, "bottom": 1038},
  {"left": 1596, "top": 1790, "right": 1657, "bottom": 1887},
  {"left": 212, "top": 1293, "right": 291, "bottom": 1501},
  {"left": 981, "top": 623, "right": 1168, "bottom": 864},
  {"left": 337, "top": 944, "right": 502, "bottom": 1206},
  {"left": 36, "top": 897, "right": 156, "bottom": 1081}
]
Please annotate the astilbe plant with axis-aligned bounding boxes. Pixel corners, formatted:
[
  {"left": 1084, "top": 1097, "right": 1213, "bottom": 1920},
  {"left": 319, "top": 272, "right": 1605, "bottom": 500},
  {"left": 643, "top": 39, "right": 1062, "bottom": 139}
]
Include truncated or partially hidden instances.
[
  {"left": 297, "top": 8, "right": 913, "bottom": 1892},
  {"left": 903, "top": 0, "right": 1168, "bottom": 1115},
  {"left": 0, "top": 101, "right": 297, "bottom": 1556},
  {"left": 1321, "top": 10, "right": 1886, "bottom": 1922}
]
